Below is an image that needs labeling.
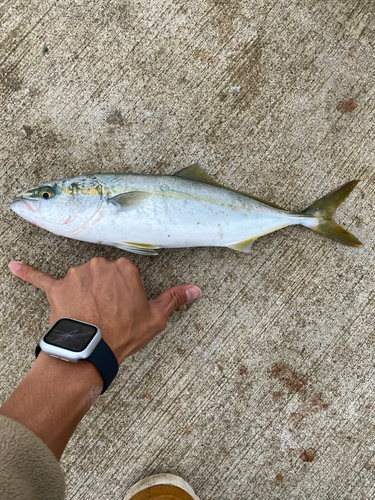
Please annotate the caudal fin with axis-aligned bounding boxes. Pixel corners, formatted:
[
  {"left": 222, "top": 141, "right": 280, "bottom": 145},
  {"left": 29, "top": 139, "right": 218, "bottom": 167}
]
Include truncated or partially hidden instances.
[{"left": 300, "top": 180, "right": 363, "bottom": 247}]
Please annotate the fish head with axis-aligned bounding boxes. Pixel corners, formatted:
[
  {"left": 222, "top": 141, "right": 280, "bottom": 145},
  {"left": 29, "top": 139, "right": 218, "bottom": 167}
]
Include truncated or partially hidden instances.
[{"left": 10, "top": 176, "right": 103, "bottom": 235}]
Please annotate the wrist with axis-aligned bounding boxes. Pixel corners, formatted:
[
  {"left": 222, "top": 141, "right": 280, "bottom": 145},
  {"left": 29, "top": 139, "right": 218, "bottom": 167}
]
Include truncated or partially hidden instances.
[
  {"left": 0, "top": 352, "right": 104, "bottom": 460},
  {"left": 34, "top": 352, "right": 104, "bottom": 396}
]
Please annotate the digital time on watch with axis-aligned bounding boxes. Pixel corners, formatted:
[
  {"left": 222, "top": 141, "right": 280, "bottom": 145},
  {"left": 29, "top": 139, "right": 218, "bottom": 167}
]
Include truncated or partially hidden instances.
[{"left": 36, "top": 318, "right": 118, "bottom": 393}]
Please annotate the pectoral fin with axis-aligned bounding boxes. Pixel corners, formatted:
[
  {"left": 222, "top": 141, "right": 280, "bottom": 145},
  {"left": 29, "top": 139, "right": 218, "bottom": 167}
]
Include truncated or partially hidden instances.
[
  {"left": 114, "top": 241, "right": 159, "bottom": 256},
  {"left": 228, "top": 237, "right": 257, "bottom": 253},
  {"left": 108, "top": 191, "right": 152, "bottom": 211}
]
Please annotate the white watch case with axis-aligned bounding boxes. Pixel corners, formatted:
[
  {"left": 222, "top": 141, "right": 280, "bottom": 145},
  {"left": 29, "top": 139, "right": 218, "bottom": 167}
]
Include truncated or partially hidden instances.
[{"left": 39, "top": 317, "right": 102, "bottom": 362}]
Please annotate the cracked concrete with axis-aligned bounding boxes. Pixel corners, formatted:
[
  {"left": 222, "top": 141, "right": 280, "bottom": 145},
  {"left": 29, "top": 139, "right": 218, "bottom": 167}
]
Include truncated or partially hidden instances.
[{"left": 1, "top": 0, "right": 374, "bottom": 498}]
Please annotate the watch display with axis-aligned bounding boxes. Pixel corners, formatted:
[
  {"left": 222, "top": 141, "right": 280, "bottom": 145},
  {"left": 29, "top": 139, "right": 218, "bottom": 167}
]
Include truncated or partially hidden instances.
[{"left": 43, "top": 318, "right": 98, "bottom": 352}]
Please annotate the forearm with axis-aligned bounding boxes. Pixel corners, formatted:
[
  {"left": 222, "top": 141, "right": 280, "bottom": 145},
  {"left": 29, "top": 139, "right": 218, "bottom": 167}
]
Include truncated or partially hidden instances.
[
  {"left": 0, "top": 352, "right": 103, "bottom": 460},
  {"left": 3, "top": 257, "right": 200, "bottom": 463}
]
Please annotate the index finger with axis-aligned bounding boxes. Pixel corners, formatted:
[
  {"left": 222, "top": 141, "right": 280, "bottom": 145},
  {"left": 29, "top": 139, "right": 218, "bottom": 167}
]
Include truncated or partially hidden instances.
[{"left": 9, "top": 261, "right": 56, "bottom": 293}]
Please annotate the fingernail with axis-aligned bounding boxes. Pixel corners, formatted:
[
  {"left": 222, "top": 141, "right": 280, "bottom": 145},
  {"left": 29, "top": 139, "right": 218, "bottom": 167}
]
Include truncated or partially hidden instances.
[
  {"left": 186, "top": 286, "right": 202, "bottom": 303},
  {"left": 9, "top": 261, "right": 22, "bottom": 272}
]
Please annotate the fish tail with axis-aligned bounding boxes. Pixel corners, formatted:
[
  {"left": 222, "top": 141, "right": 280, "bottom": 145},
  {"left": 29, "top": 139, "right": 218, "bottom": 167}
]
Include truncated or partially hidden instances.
[{"left": 299, "top": 180, "right": 363, "bottom": 247}]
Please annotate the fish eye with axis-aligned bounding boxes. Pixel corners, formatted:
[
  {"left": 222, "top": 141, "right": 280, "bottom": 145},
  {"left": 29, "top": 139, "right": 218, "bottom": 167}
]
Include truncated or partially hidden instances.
[{"left": 39, "top": 187, "right": 55, "bottom": 200}]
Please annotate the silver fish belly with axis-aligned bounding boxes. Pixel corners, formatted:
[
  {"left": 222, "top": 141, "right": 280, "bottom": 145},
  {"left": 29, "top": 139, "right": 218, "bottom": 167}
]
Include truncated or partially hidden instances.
[{"left": 82, "top": 173, "right": 297, "bottom": 252}]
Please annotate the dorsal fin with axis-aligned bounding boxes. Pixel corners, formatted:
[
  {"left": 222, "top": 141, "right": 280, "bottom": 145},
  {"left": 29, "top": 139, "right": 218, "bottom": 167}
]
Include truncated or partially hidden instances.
[
  {"left": 174, "top": 164, "right": 284, "bottom": 210},
  {"left": 173, "top": 164, "right": 222, "bottom": 187}
]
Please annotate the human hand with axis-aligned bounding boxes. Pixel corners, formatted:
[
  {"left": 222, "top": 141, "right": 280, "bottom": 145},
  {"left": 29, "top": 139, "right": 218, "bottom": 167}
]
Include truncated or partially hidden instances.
[{"left": 8, "top": 257, "right": 201, "bottom": 364}]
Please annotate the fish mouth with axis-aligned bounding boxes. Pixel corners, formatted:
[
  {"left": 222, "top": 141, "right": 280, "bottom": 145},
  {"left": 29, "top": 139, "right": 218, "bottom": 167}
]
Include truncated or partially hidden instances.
[{"left": 11, "top": 198, "right": 41, "bottom": 214}]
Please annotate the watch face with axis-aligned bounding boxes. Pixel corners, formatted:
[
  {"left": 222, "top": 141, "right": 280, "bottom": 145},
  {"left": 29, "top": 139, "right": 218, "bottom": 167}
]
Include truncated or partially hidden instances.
[{"left": 43, "top": 319, "right": 98, "bottom": 352}]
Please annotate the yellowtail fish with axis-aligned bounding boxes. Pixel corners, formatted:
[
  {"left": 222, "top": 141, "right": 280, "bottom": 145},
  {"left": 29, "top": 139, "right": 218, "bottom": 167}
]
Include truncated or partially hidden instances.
[{"left": 10, "top": 164, "right": 362, "bottom": 255}]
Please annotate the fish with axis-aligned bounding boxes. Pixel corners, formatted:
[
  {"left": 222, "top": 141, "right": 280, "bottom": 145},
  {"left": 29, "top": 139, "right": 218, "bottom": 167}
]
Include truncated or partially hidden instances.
[{"left": 10, "top": 164, "right": 363, "bottom": 255}]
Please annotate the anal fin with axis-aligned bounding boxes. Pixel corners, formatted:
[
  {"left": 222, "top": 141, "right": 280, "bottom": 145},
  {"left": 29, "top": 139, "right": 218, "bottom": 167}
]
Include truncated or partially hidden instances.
[
  {"left": 115, "top": 242, "right": 159, "bottom": 256},
  {"left": 228, "top": 237, "right": 257, "bottom": 253}
]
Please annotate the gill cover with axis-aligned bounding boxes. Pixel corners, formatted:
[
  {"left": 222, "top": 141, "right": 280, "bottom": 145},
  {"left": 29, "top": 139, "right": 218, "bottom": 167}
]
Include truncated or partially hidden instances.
[{"left": 11, "top": 175, "right": 103, "bottom": 235}]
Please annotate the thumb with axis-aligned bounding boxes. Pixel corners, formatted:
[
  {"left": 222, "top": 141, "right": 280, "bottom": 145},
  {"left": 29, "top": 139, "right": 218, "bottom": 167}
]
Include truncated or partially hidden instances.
[
  {"left": 9, "top": 261, "right": 56, "bottom": 293},
  {"left": 150, "top": 284, "right": 201, "bottom": 318}
]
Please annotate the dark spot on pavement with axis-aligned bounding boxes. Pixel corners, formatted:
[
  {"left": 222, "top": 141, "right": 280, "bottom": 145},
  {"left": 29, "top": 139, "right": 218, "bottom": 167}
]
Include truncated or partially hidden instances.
[
  {"left": 290, "top": 412, "right": 303, "bottom": 422},
  {"left": 275, "top": 473, "right": 283, "bottom": 482},
  {"left": 239, "top": 365, "right": 247, "bottom": 375},
  {"left": 41, "top": 130, "right": 60, "bottom": 146},
  {"left": 106, "top": 109, "right": 125, "bottom": 126},
  {"left": 301, "top": 391, "right": 328, "bottom": 414},
  {"left": 22, "top": 125, "right": 34, "bottom": 138},
  {"left": 269, "top": 362, "right": 328, "bottom": 418},
  {"left": 300, "top": 448, "right": 316, "bottom": 462},
  {"left": 348, "top": 44, "right": 359, "bottom": 58},
  {"left": 273, "top": 391, "right": 282, "bottom": 400},
  {"left": 0, "top": 68, "right": 22, "bottom": 91},
  {"left": 336, "top": 99, "right": 357, "bottom": 113},
  {"left": 269, "top": 362, "right": 307, "bottom": 392}
]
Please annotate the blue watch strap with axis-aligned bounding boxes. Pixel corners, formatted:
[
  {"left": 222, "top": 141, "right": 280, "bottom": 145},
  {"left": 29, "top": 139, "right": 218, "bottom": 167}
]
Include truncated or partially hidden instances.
[
  {"left": 86, "top": 339, "right": 118, "bottom": 393},
  {"left": 35, "top": 339, "right": 118, "bottom": 394}
]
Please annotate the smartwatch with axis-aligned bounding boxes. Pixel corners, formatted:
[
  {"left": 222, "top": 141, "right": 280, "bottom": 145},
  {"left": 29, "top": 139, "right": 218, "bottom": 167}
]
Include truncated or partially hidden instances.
[{"left": 36, "top": 318, "right": 118, "bottom": 393}]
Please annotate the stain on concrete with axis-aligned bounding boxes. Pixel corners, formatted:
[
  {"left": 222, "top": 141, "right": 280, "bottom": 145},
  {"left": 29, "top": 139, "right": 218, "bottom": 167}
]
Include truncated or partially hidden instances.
[
  {"left": 0, "top": 68, "right": 22, "bottom": 91},
  {"left": 207, "top": 2, "right": 240, "bottom": 45},
  {"left": 348, "top": 43, "right": 359, "bottom": 58},
  {"left": 106, "top": 109, "right": 125, "bottom": 126},
  {"left": 275, "top": 473, "right": 284, "bottom": 482},
  {"left": 239, "top": 364, "right": 247, "bottom": 375},
  {"left": 290, "top": 412, "right": 303, "bottom": 422},
  {"left": 336, "top": 99, "right": 357, "bottom": 112},
  {"left": 195, "top": 49, "right": 214, "bottom": 63},
  {"left": 269, "top": 362, "right": 328, "bottom": 419},
  {"left": 234, "top": 40, "right": 262, "bottom": 101},
  {"left": 41, "top": 130, "right": 60, "bottom": 146},
  {"left": 216, "top": 362, "right": 224, "bottom": 373},
  {"left": 219, "top": 40, "right": 262, "bottom": 105},
  {"left": 22, "top": 125, "right": 34, "bottom": 138},
  {"left": 301, "top": 391, "right": 329, "bottom": 414},
  {"left": 300, "top": 448, "right": 316, "bottom": 462},
  {"left": 269, "top": 362, "right": 307, "bottom": 393}
]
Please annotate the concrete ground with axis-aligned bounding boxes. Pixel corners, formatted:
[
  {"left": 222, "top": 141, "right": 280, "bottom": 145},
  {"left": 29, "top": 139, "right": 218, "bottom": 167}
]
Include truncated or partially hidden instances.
[{"left": 1, "top": 0, "right": 374, "bottom": 498}]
